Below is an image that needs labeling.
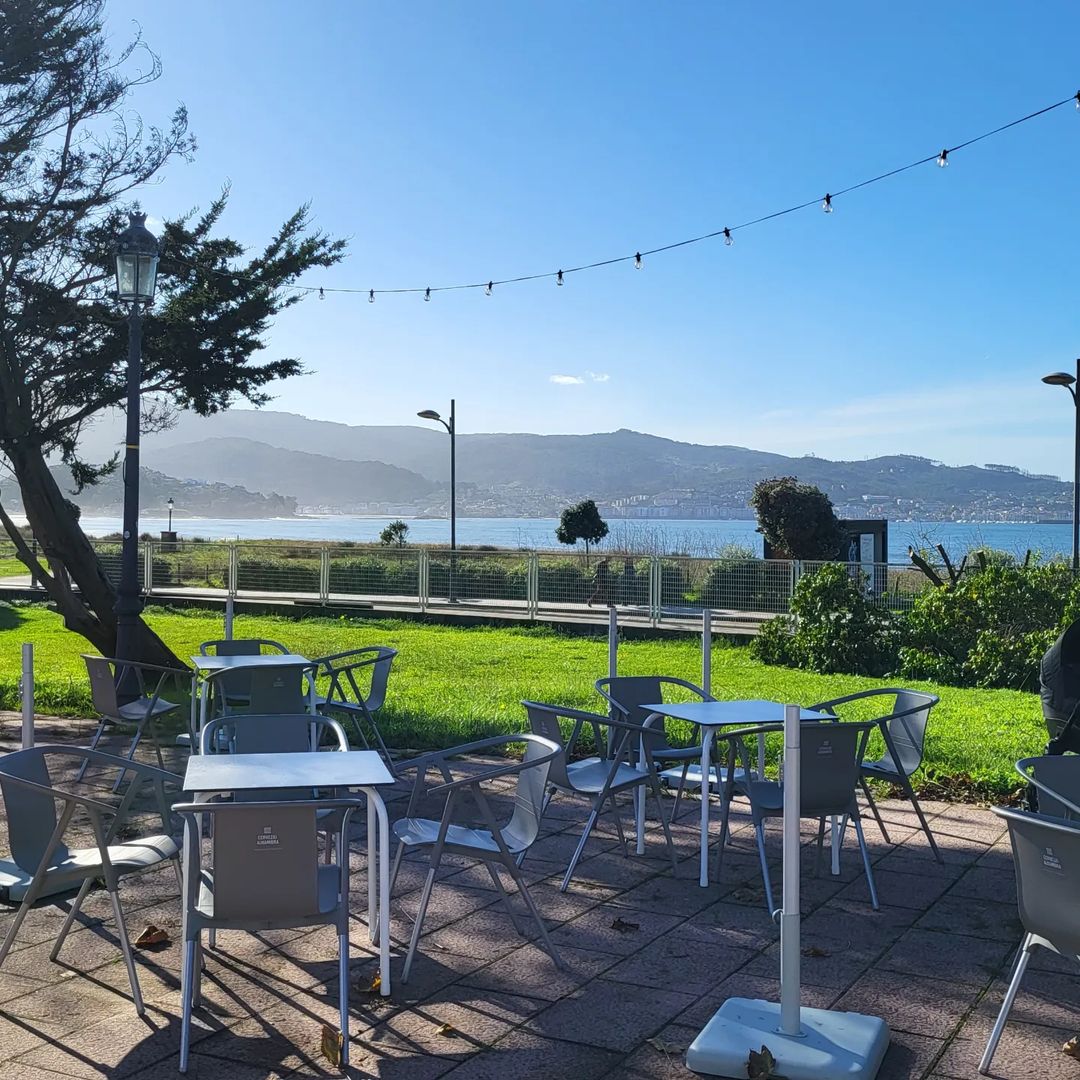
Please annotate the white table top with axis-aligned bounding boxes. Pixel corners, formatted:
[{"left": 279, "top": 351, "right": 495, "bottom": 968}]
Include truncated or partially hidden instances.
[
  {"left": 642, "top": 699, "right": 831, "bottom": 727},
  {"left": 184, "top": 750, "right": 394, "bottom": 791},
  {"left": 191, "top": 653, "right": 313, "bottom": 672}
]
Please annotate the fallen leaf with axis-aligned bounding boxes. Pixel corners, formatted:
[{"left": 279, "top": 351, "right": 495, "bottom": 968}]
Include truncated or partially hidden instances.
[
  {"left": 436, "top": 1022, "right": 459, "bottom": 1038},
  {"left": 748, "top": 1043, "right": 777, "bottom": 1080},
  {"left": 1063, "top": 1036, "right": 1080, "bottom": 1059},
  {"left": 134, "top": 924, "right": 169, "bottom": 949},
  {"left": 610, "top": 917, "right": 640, "bottom": 934},
  {"left": 646, "top": 1036, "right": 684, "bottom": 1055},
  {"left": 320, "top": 1024, "right": 343, "bottom": 1068},
  {"left": 802, "top": 945, "right": 829, "bottom": 958}
]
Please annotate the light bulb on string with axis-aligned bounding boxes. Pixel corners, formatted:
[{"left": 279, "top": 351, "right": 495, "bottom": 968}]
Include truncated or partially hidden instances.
[
  {"left": 556, "top": 270, "right": 564, "bottom": 286},
  {"left": 937, "top": 149, "right": 949, "bottom": 168},
  {"left": 822, "top": 193, "right": 833, "bottom": 214},
  {"left": 485, "top": 281, "right": 493, "bottom": 296},
  {"left": 723, "top": 228, "right": 733, "bottom": 247},
  {"left": 634, "top": 252, "right": 642, "bottom": 270},
  {"left": 368, "top": 289, "right": 375, "bottom": 304},
  {"left": 231, "top": 278, "right": 240, "bottom": 286},
  {"left": 424, "top": 287, "right": 431, "bottom": 302},
  {"left": 318, "top": 287, "right": 325, "bottom": 300}
]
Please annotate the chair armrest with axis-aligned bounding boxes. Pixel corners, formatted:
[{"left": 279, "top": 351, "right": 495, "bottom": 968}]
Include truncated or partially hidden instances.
[
  {"left": 37, "top": 746, "right": 183, "bottom": 785},
  {"left": 0, "top": 770, "right": 119, "bottom": 815}
]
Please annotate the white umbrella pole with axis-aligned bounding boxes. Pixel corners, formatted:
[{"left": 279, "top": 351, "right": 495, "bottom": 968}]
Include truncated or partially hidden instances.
[
  {"left": 20, "top": 642, "right": 34, "bottom": 749},
  {"left": 780, "top": 702, "right": 802, "bottom": 1035}
]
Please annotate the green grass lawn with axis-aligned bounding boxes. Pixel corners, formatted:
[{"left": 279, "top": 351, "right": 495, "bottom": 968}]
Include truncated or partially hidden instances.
[{"left": 0, "top": 603, "right": 1043, "bottom": 798}]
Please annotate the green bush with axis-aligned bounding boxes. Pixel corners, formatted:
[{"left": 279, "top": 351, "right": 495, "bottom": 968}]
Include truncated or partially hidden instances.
[
  {"left": 899, "top": 562, "right": 1077, "bottom": 690},
  {"left": 751, "top": 562, "right": 899, "bottom": 676}
]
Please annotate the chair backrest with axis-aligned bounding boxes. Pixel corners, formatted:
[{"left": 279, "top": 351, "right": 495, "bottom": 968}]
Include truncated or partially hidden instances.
[
  {"left": 595, "top": 675, "right": 712, "bottom": 749},
  {"left": 317, "top": 647, "right": 397, "bottom": 713},
  {"left": 83, "top": 654, "right": 120, "bottom": 716},
  {"left": 0, "top": 747, "right": 63, "bottom": 873},
  {"left": 995, "top": 805, "right": 1080, "bottom": 958},
  {"left": 798, "top": 721, "right": 874, "bottom": 818},
  {"left": 1018, "top": 755, "right": 1080, "bottom": 820},
  {"left": 883, "top": 690, "right": 937, "bottom": 776},
  {"left": 501, "top": 734, "right": 560, "bottom": 852},
  {"left": 199, "top": 639, "right": 289, "bottom": 657},
  {"left": 207, "top": 662, "right": 312, "bottom": 717},
  {"left": 520, "top": 702, "right": 582, "bottom": 790},
  {"left": 200, "top": 713, "right": 349, "bottom": 756}
]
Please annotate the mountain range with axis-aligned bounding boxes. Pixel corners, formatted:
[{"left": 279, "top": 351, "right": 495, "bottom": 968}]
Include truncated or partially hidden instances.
[{"left": 71, "top": 408, "right": 1071, "bottom": 520}]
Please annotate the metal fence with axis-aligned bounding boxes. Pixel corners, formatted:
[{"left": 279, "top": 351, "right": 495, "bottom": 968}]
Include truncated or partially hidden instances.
[{"left": 0, "top": 538, "right": 952, "bottom": 629}]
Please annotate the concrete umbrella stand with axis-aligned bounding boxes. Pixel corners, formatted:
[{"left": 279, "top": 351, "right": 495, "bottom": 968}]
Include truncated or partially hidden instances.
[{"left": 685, "top": 704, "right": 890, "bottom": 1079}]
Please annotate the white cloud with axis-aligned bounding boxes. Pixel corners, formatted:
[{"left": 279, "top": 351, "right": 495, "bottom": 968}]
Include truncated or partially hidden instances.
[
  {"left": 549, "top": 374, "right": 585, "bottom": 385},
  {"left": 587, "top": 371, "right": 611, "bottom": 383}
]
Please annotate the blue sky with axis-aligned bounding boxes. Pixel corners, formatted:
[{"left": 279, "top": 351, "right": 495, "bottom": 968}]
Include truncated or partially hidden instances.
[{"left": 104, "top": 2, "right": 1080, "bottom": 476}]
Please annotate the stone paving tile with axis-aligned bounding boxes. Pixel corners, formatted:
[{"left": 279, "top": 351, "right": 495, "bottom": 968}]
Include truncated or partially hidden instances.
[
  {"left": 914, "top": 894, "right": 1022, "bottom": 943},
  {"left": 526, "top": 978, "right": 697, "bottom": 1052},
  {"left": 603, "top": 934, "right": 755, "bottom": 996},
  {"left": 877, "top": 927, "right": 1013, "bottom": 987},
  {"left": 873, "top": 845, "right": 970, "bottom": 881},
  {"left": 742, "top": 939, "right": 881, "bottom": 991},
  {"left": 833, "top": 969, "right": 980, "bottom": 1039},
  {"left": 677, "top": 971, "right": 837, "bottom": 1029},
  {"left": 607, "top": 873, "right": 719, "bottom": 918},
  {"left": 671, "top": 898, "right": 779, "bottom": 952},
  {"left": 935, "top": 1011, "right": 1080, "bottom": 1079},
  {"left": 612, "top": 1020, "right": 700, "bottom": 1078},
  {"left": 948, "top": 863, "right": 1017, "bottom": 904},
  {"left": 974, "top": 968, "right": 1080, "bottom": 1031},
  {"left": 458, "top": 943, "right": 619, "bottom": 1002},
  {"left": 876, "top": 1029, "right": 948, "bottom": 1080},
  {"left": 437, "top": 1030, "right": 621, "bottom": 1080},
  {"left": 548, "top": 902, "right": 685, "bottom": 956},
  {"left": 391, "top": 883, "right": 501, "bottom": 936},
  {"left": 837, "top": 866, "right": 956, "bottom": 910}
]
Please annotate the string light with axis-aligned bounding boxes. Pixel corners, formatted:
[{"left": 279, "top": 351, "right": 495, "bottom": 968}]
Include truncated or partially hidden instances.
[{"left": 164, "top": 91, "right": 1076, "bottom": 303}]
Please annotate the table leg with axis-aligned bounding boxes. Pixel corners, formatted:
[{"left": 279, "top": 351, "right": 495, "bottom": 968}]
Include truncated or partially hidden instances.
[
  {"left": 830, "top": 816, "right": 841, "bottom": 875},
  {"left": 189, "top": 674, "right": 198, "bottom": 746},
  {"left": 699, "top": 727, "right": 714, "bottom": 887},
  {"left": 367, "top": 795, "right": 376, "bottom": 941},
  {"left": 361, "top": 786, "right": 391, "bottom": 997},
  {"left": 635, "top": 732, "right": 646, "bottom": 855}
]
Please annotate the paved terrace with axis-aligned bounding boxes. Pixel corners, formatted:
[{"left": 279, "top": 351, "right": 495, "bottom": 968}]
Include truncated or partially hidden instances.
[{"left": 0, "top": 717, "right": 1074, "bottom": 1080}]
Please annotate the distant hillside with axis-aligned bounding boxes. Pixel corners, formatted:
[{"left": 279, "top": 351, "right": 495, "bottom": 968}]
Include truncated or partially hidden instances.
[
  {"left": 76, "top": 408, "right": 1070, "bottom": 514},
  {"left": 5, "top": 467, "right": 297, "bottom": 518},
  {"left": 142, "top": 437, "right": 435, "bottom": 509}
]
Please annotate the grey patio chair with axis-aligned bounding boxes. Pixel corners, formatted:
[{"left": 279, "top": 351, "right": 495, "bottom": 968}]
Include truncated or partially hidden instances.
[
  {"left": 521, "top": 701, "right": 679, "bottom": 892},
  {"left": 202, "top": 658, "right": 316, "bottom": 724},
  {"left": 313, "top": 646, "right": 398, "bottom": 765},
  {"left": 173, "top": 795, "right": 364, "bottom": 1072},
  {"left": 390, "top": 733, "right": 563, "bottom": 982},
  {"left": 198, "top": 638, "right": 289, "bottom": 711},
  {"left": 595, "top": 675, "right": 713, "bottom": 819},
  {"left": 810, "top": 688, "right": 941, "bottom": 862},
  {"left": 80, "top": 654, "right": 188, "bottom": 791},
  {"left": 716, "top": 719, "right": 880, "bottom": 914},
  {"left": 979, "top": 806, "right": 1080, "bottom": 1074},
  {"left": 0, "top": 746, "right": 181, "bottom": 1016},
  {"left": 1016, "top": 755, "right": 1080, "bottom": 820}
]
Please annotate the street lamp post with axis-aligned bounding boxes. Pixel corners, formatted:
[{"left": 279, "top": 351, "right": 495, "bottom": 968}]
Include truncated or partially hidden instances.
[
  {"left": 113, "top": 212, "right": 159, "bottom": 671},
  {"left": 418, "top": 400, "right": 456, "bottom": 601},
  {"left": 167, "top": 497, "right": 174, "bottom": 533},
  {"left": 1042, "top": 362, "right": 1080, "bottom": 571}
]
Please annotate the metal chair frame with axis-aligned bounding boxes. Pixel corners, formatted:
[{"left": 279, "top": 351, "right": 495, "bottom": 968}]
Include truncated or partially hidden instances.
[
  {"left": 520, "top": 701, "right": 679, "bottom": 892},
  {"left": 313, "top": 647, "right": 397, "bottom": 767},
  {"left": 811, "top": 688, "right": 942, "bottom": 863},
  {"left": 0, "top": 746, "right": 181, "bottom": 1016},
  {"left": 390, "top": 733, "right": 564, "bottom": 982}
]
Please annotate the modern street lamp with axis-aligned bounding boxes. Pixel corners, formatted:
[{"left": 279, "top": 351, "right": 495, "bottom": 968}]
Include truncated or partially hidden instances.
[
  {"left": 417, "top": 400, "right": 456, "bottom": 601},
  {"left": 1042, "top": 362, "right": 1080, "bottom": 570},
  {"left": 166, "top": 497, "right": 174, "bottom": 532},
  {"left": 113, "top": 212, "right": 159, "bottom": 671}
]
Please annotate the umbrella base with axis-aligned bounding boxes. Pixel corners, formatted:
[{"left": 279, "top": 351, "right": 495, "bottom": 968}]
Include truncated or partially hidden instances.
[{"left": 686, "top": 998, "right": 889, "bottom": 1079}]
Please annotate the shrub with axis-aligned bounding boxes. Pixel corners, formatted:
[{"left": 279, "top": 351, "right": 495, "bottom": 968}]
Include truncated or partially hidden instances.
[{"left": 752, "top": 615, "right": 798, "bottom": 666}]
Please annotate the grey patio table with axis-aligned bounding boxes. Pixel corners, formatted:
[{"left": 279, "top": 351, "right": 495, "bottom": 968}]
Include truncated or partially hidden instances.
[
  {"left": 183, "top": 749, "right": 395, "bottom": 994},
  {"left": 188, "top": 653, "right": 317, "bottom": 737},
  {"left": 640, "top": 699, "right": 831, "bottom": 887}
]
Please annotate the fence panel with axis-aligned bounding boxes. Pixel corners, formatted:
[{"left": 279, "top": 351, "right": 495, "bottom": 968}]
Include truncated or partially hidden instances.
[
  {"left": 146, "top": 539, "right": 230, "bottom": 591},
  {"left": 426, "top": 549, "right": 531, "bottom": 609},
  {"left": 233, "top": 542, "right": 321, "bottom": 598},
  {"left": 326, "top": 545, "right": 422, "bottom": 603}
]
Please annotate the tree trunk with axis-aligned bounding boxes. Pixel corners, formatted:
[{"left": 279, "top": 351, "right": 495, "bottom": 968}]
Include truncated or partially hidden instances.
[{"left": 3, "top": 439, "right": 179, "bottom": 666}]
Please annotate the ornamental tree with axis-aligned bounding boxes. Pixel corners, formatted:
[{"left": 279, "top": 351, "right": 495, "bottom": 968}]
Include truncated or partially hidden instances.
[
  {"left": 0, "top": 1, "right": 345, "bottom": 663},
  {"left": 555, "top": 499, "right": 609, "bottom": 566},
  {"left": 750, "top": 476, "right": 844, "bottom": 561}
]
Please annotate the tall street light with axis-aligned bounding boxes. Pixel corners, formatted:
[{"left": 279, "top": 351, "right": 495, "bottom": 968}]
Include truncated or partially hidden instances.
[
  {"left": 1042, "top": 361, "right": 1080, "bottom": 570},
  {"left": 417, "top": 400, "right": 456, "bottom": 601},
  {"left": 113, "top": 212, "right": 159, "bottom": 670},
  {"left": 166, "top": 497, "right": 174, "bottom": 532}
]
